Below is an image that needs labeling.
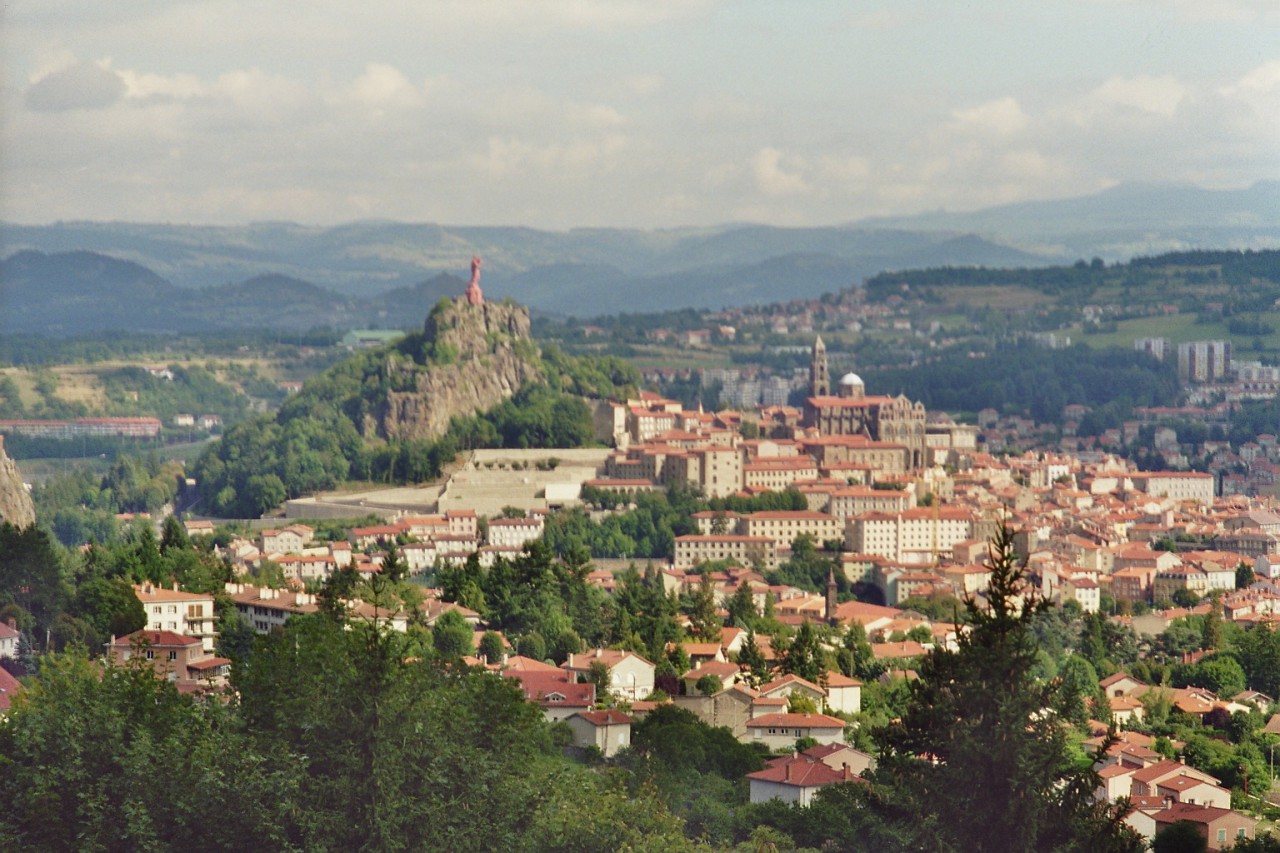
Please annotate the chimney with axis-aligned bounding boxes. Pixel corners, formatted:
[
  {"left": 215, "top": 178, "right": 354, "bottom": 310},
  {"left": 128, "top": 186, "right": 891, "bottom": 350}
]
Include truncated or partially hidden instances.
[{"left": 786, "top": 761, "right": 794, "bottom": 782}]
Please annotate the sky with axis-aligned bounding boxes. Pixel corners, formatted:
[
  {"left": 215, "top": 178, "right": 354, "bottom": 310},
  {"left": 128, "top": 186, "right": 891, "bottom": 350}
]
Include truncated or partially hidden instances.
[{"left": 2, "top": 0, "right": 1278, "bottom": 229}]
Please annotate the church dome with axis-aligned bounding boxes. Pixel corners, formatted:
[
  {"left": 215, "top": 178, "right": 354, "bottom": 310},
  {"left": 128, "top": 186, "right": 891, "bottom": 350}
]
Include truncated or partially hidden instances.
[{"left": 839, "top": 372, "right": 863, "bottom": 387}]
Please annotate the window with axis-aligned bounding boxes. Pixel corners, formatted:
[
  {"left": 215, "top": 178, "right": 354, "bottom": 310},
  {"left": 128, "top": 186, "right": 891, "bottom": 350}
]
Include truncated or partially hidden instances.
[
  {"left": 145, "top": 650, "right": 154, "bottom": 660},
  {"left": 1239, "top": 829, "right": 1248, "bottom": 839},
  {"left": 1218, "top": 830, "right": 1226, "bottom": 843},
  {"left": 168, "top": 651, "right": 177, "bottom": 661}
]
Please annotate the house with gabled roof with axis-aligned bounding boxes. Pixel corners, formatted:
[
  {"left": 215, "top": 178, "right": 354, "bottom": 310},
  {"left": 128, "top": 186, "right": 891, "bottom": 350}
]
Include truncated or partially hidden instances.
[
  {"left": 565, "top": 709, "right": 633, "bottom": 758},
  {"left": 562, "top": 649, "right": 655, "bottom": 703},
  {"left": 107, "top": 630, "right": 231, "bottom": 688},
  {"left": 1129, "top": 760, "right": 1220, "bottom": 798},
  {"left": 682, "top": 660, "right": 743, "bottom": 694},
  {"left": 502, "top": 663, "right": 596, "bottom": 723},
  {"left": 747, "top": 753, "right": 865, "bottom": 805},
  {"left": 745, "top": 712, "right": 845, "bottom": 751},
  {"left": 1150, "top": 802, "right": 1256, "bottom": 850}
]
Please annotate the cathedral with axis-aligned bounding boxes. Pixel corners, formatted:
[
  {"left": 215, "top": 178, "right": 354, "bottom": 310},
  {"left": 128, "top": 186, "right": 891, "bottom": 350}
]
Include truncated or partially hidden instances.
[{"left": 803, "top": 336, "right": 929, "bottom": 470}]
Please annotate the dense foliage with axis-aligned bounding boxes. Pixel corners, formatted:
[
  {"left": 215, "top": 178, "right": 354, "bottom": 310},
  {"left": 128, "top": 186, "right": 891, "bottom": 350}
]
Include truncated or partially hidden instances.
[
  {"left": 871, "top": 341, "right": 1179, "bottom": 423},
  {"left": 0, "top": 616, "right": 701, "bottom": 851}
]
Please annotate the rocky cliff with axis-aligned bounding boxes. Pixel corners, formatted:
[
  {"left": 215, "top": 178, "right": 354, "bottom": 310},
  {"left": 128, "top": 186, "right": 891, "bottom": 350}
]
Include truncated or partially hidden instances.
[
  {"left": 377, "top": 297, "right": 541, "bottom": 442},
  {"left": 0, "top": 437, "right": 36, "bottom": 529}
]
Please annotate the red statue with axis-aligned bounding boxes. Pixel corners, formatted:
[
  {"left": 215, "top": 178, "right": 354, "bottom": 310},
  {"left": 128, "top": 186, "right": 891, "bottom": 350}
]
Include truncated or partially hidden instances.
[{"left": 465, "top": 255, "right": 484, "bottom": 305}]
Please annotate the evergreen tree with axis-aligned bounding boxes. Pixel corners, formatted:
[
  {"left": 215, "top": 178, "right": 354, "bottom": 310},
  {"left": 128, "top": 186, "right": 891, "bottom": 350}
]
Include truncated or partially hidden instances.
[
  {"left": 726, "top": 581, "right": 757, "bottom": 628},
  {"left": 736, "top": 629, "right": 771, "bottom": 687},
  {"left": 689, "top": 574, "right": 721, "bottom": 641},
  {"left": 381, "top": 543, "right": 408, "bottom": 583},
  {"left": 779, "top": 619, "right": 825, "bottom": 684},
  {"left": 872, "top": 524, "right": 1142, "bottom": 852}
]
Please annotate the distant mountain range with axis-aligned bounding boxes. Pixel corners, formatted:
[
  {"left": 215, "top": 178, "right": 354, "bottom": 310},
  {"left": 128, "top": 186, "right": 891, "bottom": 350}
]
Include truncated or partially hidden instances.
[{"left": 2, "top": 181, "right": 1277, "bottom": 327}]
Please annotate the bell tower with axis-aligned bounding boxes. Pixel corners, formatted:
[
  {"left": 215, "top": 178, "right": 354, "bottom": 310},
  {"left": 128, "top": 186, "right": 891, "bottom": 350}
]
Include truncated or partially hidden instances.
[{"left": 810, "top": 335, "right": 829, "bottom": 397}]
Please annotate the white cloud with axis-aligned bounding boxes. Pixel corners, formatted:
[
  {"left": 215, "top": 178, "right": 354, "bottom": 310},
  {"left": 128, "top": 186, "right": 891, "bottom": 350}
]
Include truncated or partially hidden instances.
[
  {"left": 951, "top": 97, "right": 1029, "bottom": 136},
  {"left": 752, "top": 147, "right": 809, "bottom": 197},
  {"left": 1090, "top": 74, "right": 1186, "bottom": 116},
  {"left": 332, "top": 63, "right": 422, "bottom": 116}
]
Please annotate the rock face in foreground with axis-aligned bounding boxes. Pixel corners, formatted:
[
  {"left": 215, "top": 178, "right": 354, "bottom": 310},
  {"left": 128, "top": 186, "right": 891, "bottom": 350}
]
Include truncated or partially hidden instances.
[
  {"left": 378, "top": 298, "right": 540, "bottom": 442},
  {"left": 0, "top": 437, "right": 36, "bottom": 529}
]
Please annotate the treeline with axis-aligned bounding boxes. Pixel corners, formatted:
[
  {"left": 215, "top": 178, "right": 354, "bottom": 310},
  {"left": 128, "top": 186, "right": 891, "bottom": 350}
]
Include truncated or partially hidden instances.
[
  {"left": 865, "top": 257, "right": 1109, "bottom": 300},
  {"left": 865, "top": 249, "right": 1280, "bottom": 302},
  {"left": 33, "top": 454, "right": 186, "bottom": 547},
  {"left": 100, "top": 364, "right": 251, "bottom": 424},
  {"left": 870, "top": 342, "right": 1179, "bottom": 423},
  {"left": 0, "top": 328, "right": 345, "bottom": 369},
  {"left": 190, "top": 337, "right": 639, "bottom": 517}
]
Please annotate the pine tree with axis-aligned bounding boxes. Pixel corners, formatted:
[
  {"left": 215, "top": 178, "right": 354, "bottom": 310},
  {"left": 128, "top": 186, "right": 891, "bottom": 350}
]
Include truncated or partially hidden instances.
[
  {"left": 779, "top": 619, "right": 825, "bottom": 684},
  {"left": 690, "top": 574, "right": 721, "bottom": 641},
  {"left": 726, "top": 581, "right": 757, "bottom": 629},
  {"left": 736, "top": 629, "right": 770, "bottom": 687},
  {"left": 872, "top": 524, "right": 1141, "bottom": 852}
]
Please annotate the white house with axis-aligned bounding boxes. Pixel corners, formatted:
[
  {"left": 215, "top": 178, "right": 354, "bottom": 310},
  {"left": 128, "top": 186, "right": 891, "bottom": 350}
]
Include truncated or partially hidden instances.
[
  {"left": 565, "top": 710, "right": 633, "bottom": 758},
  {"left": 745, "top": 712, "right": 846, "bottom": 751},
  {"left": 747, "top": 754, "right": 864, "bottom": 806},
  {"left": 134, "top": 583, "right": 217, "bottom": 652}
]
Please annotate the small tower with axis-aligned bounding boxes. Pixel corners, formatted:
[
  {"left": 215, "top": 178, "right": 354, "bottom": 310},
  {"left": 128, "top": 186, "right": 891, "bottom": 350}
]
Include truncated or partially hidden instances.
[
  {"left": 810, "top": 335, "right": 830, "bottom": 397},
  {"left": 465, "top": 255, "right": 484, "bottom": 306},
  {"left": 825, "top": 567, "right": 838, "bottom": 625}
]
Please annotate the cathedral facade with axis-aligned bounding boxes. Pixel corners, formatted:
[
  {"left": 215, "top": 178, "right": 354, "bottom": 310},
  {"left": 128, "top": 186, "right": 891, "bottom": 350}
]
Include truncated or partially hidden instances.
[{"left": 803, "top": 337, "right": 929, "bottom": 470}]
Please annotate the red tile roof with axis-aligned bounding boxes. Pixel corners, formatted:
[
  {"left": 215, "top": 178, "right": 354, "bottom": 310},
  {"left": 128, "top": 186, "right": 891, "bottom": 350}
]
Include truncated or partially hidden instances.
[
  {"left": 745, "top": 712, "right": 845, "bottom": 729},
  {"left": 575, "top": 710, "right": 633, "bottom": 726}
]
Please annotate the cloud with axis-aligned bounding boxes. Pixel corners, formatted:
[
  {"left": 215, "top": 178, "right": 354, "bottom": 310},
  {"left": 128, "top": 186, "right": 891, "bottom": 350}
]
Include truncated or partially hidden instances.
[
  {"left": 752, "top": 147, "right": 809, "bottom": 196},
  {"left": 951, "top": 97, "right": 1029, "bottom": 136},
  {"left": 332, "top": 63, "right": 423, "bottom": 116},
  {"left": 1090, "top": 74, "right": 1186, "bottom": 116},
  {"left": 25, "top": 60, "right": 126, "bottom": 111}
]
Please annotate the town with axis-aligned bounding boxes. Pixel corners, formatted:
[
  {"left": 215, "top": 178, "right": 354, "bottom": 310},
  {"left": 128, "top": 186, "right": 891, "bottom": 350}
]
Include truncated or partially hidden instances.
[{"left": 7, "top": 304, "right": 1280, "bottom": 849}]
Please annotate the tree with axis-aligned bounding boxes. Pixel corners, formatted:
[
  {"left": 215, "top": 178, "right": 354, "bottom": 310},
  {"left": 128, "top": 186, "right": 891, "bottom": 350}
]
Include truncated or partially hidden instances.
[
  {"left": 726, "top": 581, "right": 757, "bottom": 628},
  {"left": 779, "top": 619, "right": 825, "bottom": 684},
  {"left": 479, "top": 630, "right": 505, "bottom": 664},
  {"left": 71, "top": 576, "right": 146, "bottom": 647},
  {"left": 736, "top": 629, "right": 771, "bottom": 688},
  {"left": 696, "top": 674, "right": 723, "bottom": 696},
  {"left": 871, "top": 524, "right": 1141, "bottom": 852},
  {"left": 1152, "top": 820, "right": 1208, "bottom": 853},
  {"left": 1201, "top": 601, "right": 1223, "bottom": 651},
  {"left": 0, "top": 651, "right": 284, "bottom": 850},
  {"left": 159, "top": 514, "right": 191, "bottom": 554},
  {"left": 381, "top": 543, "right": 408, "bottom": 583},
  {"left": 690, "top": 574, "right": 721, "bottom": 641},
  {"left": 432, "top": 609, "right": 474, "bottom": 660},
  {"left": 588, "top": 660, "right": 612, "bottom": 700},
  {"left": 1237, "top": 561, "right": 1257, "bottom": 589}
]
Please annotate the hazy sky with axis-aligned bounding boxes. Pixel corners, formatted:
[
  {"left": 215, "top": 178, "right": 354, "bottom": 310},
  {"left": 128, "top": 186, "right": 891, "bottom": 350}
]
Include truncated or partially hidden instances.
[{"left": 3, "top": 1, "right": 1278, "bottom": 229}]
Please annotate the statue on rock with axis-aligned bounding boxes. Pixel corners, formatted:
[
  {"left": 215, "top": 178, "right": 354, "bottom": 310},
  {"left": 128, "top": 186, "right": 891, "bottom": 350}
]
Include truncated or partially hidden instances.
[{"left": 465, "top": 255, "right": 484, "bottom": 306}]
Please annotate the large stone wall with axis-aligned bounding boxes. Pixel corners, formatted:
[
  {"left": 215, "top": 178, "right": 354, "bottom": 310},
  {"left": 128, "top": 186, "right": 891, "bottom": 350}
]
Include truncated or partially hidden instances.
[
  {"left": 0, "top": 437, "right": 36, "bottom": 529},
  {"left": 377, "top": 298, "right": 540, "bottom": 442}
]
